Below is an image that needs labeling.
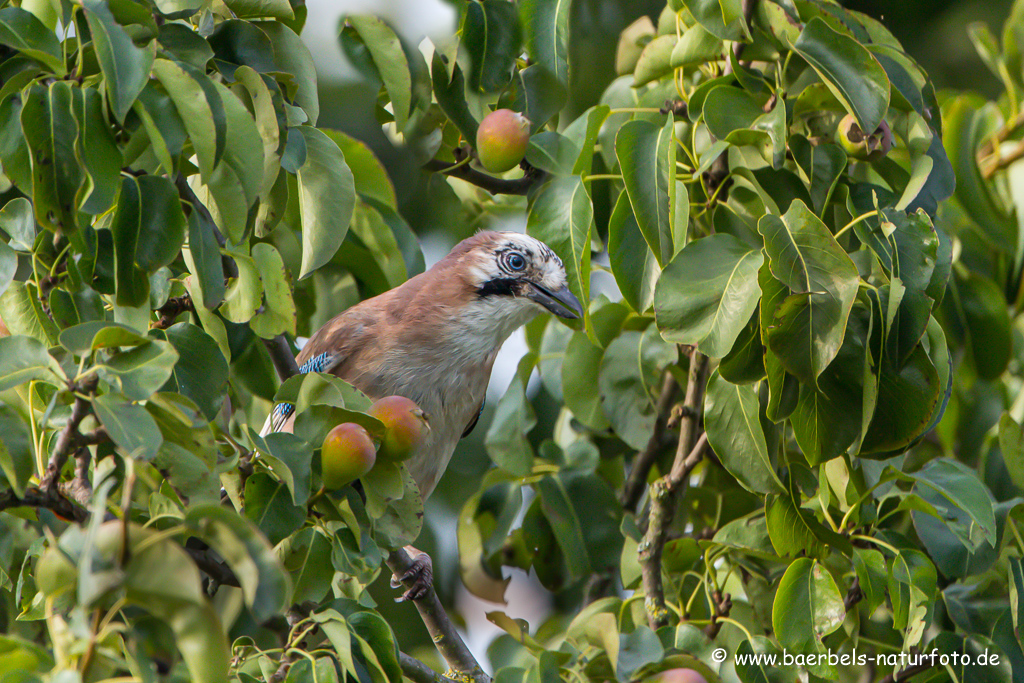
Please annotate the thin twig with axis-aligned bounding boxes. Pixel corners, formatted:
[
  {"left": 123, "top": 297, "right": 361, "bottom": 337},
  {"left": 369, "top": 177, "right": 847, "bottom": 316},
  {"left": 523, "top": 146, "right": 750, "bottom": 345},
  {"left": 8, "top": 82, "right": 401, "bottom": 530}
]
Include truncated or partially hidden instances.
[
  {"left": 263, "top": 336, "right": 300, "bottom": 382},
  {"left": 399, "top": 653, "right": 448, "bottom": 683},
  {"left": 386, "top": 548, "right": 490, "bottom": 683},
  {"left": 422, "top": 158, "right": 544, "bottom": 196},
  {"left": 879, "top": 661, "right": 936, "bottom": 683},
  {"left": 40, "top": 377, "right": 99, "bottom": 492},
  {"left": 639, "top": 351, "right": 710, "bottom": 630},
  {"left": 0, "top": 487, "right": 88, "bottom": 523},
  {"left": 703, "top": 590, "right": 732, "bottom": 639},
  {"left": 622, "top": 372, "right": 679, "bottom": 510}
]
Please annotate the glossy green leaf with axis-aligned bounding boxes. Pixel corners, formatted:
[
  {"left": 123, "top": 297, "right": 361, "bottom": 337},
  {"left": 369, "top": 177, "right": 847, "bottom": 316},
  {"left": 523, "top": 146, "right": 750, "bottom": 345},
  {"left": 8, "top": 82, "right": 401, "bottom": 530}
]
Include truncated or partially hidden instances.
[
  {"left": 671, "top": 22, "right": 722, "bottom": 67},
  {"left": 72, "top": 87, "right": 123, "bottom": 215},
  {"left": 21, "top": 82, "right": 82, "bottom": 233},
  {"left": 0, "top": 281, "right": 59, "bottom": 345},
  {"left": 0, "top": 7, "right": 63, "bottom": 73},
  {"left": 184, "top": 207, "right": 226, "bottom": 310},
  {"left": 679, "top": 0, "right": 751, "bottom": 41},
  {"left": 0, "top": 242, "right": 14, "bottom": 301},
  {"left": 97, "top": 340, "right": 180, "bottom": 401},
  {"left": 323, "top": 130, "right": 396, "bottom": 209},
  {"left": 704, "top": 371, "right": 784, "bottom": 494},
  {"left": 251, "top": 243, "right": 296, "bottom": 338},
  {"left": 255, "top": 22, "right": 318, "bottom": 125},
  {"left": 790, "top": 135, "right": 847, "bottom": 216},
  {"left": 0, "top": 197, "right": 35, "bottom": 252},
  {"left": 703, "top": 86, "right": 785, "bottom": 168},
  {"left": 599, "top": 327, "right": 676, "bottom": 451},
  {"left": 519, "top": 0, "right": 570, "bottom": 85},
  {"left": 432, "top": 53, "right": 478, "bottom": 144},
  {"left": 887, "top": 549, "right": 936, "bottom": 645},
  {"left": 655, "top": 234, "right": 763, "bottom": 357},
  {"left": 223, "top": 0, "right": 292, "bottom": 19},
  {"left": 485, "top": 373, "right": 535, "bottom": 477},
  {"left": 344, "top": 16, "right": 412, "bottom": 131},
  {"left": 82, "top": 0, "right": 156, "bottom": 123},
  {"left": 772, "top": 558, "right": 845, "bottom": 676},
  {"left": 515, "top": 65, "right": 568, "bottom": 132},
  {"left": 277, "top": 526, "right": 333, "bottom": 604},
  {"left": 220, "top": 252, "right": 263, "bottom": 323},
  {"left": 537, "top": 474, "right": 590, "bottom": 582},
  {"left": 463, "top": 0, "right": 521, "bottom": 93},
  {"left": 92, "top": 393, "right": 163, "bottom": 461},
  {"left": 527, "top": 175, "right": 593, "bottom": 333},
  {"left": 1000, "top": 413, "right": 1024, "bottom": 489},
  {"left": 859, "top": 345, "right": 940, "bottom": 454},
  {"left": 792, "top": 17, "right": 890, "bottom": 133},
  {"left": 0, "top": 403, "right": 33, "bottom": 496},
  {"left": 160, "top": 323, "right": 229, "bottom": 421},
  {"left": 152, "top": 58, "right": 225, "bottom": 180},
  {"left": 296, "top": 126, "right": 355, "bottom": 279},
  {"left": 758, "top": 200, "right": 859, "bottom": 383},
  {"left": 607, "top": 190, "right": 659, "bottom": 312},
  {"left": 246, "top": 473, "right": 305, "bottom": 547},
  {"left": 946, "top": 270, "right": 1012, "bottom": 380},
  {"left": 616, "top": 117, "right": 676, "bottom": 266},
  {"left": 852, "top": 547, "right": 887, "bottom": 615},
  {"left": 632, "top": 34, "right": 675, "bottom": 87}
]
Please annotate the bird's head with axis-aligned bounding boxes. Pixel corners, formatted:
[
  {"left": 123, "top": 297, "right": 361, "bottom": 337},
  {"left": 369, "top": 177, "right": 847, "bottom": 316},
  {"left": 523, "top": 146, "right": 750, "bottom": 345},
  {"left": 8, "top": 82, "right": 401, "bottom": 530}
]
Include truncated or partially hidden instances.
[{"left": 456, "top": 231, "right": 583, "bottom": 320}]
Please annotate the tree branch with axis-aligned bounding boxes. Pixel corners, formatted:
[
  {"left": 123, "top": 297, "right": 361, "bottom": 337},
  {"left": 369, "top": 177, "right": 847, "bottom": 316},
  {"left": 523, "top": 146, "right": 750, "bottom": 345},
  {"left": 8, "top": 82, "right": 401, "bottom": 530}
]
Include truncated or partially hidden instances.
[
  {"left": 386, "top": 548, "right": 490, "bottom": 683},
  {"left": 153, "top": 294, "right": 194, "bottom": 330},
  {"left": 639, "top": 351, "right": 710, "bottom": 630},
  {"left": 879, "top": 660, "right": 936, "bottom": 683},
  {"left": 263, "top": 335, "right": 300, "bottom": 382},
  {"left": 622, "top": 372, "right": 678, "bottom": 510},
  {"left": 40, "top": 377, "right": 99, "bottom": 492},
  {"left": 0, "top": 487, "right": 89, "bottom": 523},
  {"left": 399, "top": 653, "right": 449, "bottom": 683},
  {"left": 422, "top": 157, "right": 544, "bottom": 196}
]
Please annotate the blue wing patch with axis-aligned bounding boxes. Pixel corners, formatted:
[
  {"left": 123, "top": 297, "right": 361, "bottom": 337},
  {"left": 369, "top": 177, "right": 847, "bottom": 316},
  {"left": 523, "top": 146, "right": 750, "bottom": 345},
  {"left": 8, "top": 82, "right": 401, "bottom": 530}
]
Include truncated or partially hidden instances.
[{"left": 269, "top": 352, "right": 335, "bottom": 431}]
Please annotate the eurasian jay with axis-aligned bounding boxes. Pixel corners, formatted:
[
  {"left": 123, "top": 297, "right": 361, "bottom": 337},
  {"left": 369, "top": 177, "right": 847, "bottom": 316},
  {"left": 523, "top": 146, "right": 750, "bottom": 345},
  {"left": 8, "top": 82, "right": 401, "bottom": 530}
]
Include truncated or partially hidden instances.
[{"left": 261, "top": 230, "right": 583, "bottom": 597}]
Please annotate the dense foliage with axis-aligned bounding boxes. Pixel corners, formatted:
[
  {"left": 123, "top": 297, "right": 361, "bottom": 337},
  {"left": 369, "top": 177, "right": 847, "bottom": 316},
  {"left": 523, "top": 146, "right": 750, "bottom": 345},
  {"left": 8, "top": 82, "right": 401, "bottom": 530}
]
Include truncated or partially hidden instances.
[{"left": 0, "top": 0, "right": 1023, "bottom": 682}]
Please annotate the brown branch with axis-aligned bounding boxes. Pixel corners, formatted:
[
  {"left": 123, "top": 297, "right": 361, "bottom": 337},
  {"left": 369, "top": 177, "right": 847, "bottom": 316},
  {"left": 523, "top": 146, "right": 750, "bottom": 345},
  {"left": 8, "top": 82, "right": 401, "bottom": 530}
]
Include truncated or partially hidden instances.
[
  {"left": 879, "top": 661, "right": 936, "bottom": 683},
  {"left": 639, "top": 351, "right": 710, "bottom": 630},
  {"left": 386, "top": 548, "right": 490, "bottom": 683},
  {"left": 263, "top": 336, "right": 300, "bottom": 382},
  {"left": 422, "top": 157, "right": 545, "bottom": 196},
  {"left": 399, "top": 653, "right": 448, "bottom": 683},
  {"left": 184, "top": 545, "right": 241, "bottom": 589},
  {"left": 622, "top": 372, "right": 679, "bottom": 510},
  {"left": 40, "top": 377, "right": 99, "bottom": 492},
  {"left": 844, "top": 577, "right": 863, "bottom": 613},
  {"left": 153, "top": 294, "right": 194, "bottom": 330},
  {"left": 0, "top": 487, "right": 88, "bottom": 523},
  {"left": 981, "top": 137, "right": 1024, "bottom": 178},
  {"left": 703, "top": 590, "right": 732, "bottom": 639}
]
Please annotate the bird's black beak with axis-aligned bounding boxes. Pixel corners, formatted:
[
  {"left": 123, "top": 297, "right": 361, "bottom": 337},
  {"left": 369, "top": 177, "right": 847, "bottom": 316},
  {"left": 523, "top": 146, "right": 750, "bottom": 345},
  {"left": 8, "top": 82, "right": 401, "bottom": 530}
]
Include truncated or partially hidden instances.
[{"left": 527, "top": 282, "right": 583, "bottom": 319}]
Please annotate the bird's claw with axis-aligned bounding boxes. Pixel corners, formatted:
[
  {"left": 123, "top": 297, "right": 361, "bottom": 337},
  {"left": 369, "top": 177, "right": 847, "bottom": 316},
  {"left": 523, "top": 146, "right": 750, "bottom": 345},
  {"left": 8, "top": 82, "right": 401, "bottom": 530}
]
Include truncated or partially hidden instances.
[{"left": 391, "top": 552, "right": 433, "bottom": 602}]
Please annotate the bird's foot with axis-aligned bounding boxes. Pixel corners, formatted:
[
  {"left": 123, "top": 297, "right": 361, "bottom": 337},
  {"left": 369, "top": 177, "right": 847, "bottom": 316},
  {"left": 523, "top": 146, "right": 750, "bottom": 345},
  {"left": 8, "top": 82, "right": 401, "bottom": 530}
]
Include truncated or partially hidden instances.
[{"left": 390, "top": 547, "right": 433, "bottom": 602}]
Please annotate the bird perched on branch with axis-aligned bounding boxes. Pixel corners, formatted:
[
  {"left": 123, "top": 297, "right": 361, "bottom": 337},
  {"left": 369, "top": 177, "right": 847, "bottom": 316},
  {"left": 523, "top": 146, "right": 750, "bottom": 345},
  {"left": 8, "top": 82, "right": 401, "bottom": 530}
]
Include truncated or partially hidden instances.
[{"left": 261, "top": 230, "right": 582, "bottom": 598}]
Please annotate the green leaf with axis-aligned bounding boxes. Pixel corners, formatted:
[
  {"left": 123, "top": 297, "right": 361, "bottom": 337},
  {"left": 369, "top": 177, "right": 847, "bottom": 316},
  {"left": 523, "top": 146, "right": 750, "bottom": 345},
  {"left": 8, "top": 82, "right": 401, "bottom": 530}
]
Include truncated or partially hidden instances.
[
  {"left": 82, "top": 0, "right": 156, "bottom": 123},
  {"left": 485, "top": 372, "right": 536, "bottom": 477},
  {"left": 527, "top": 175, "right": 593, "bottom": 334},
  {"left": 758, "top": 200, "right": 860, "bottom": 383},
  {"left": 704, "top": 371, "right": 784, "bottom": 494},
  {"left": 0, "top": 197, "right": 36, "bottom": 251},
  {"left": 184, "top": 207, "right": 226, "bottom": 310},
  {"left": 97, "top": 340, "right": 180, "bottom": 401},
  {"left": 220, "top": 252, "right": 263, "bottom": 323},
  {"left": 251, "top": 431, "right": 312, "bottom": 507},
  {"left": 463, "top": 0, "right": 522, "bottom": 93},
  {"left": 277, "top": 526, "right": 333, "bottom": 604},
  {"left": 912, "top": 458, "right": 997, "bottom": 548},
  {"left": 160, "top": 323, "right": 229, "bottom": 421},
  {"left": 0, "top": 335, "right": 56, "bottom": 392},
  {"left": 0, "top": 7, "right": 63, "bottom": 73},
  {"left": 887, "top": 549, "right": 936, "bottom": 645},
  {"left": 859, "top": 344, "right": 940, "bottom": 455},
  {"left": 946, "top": 270, "right": 1012, "bottom": 380},
  {"left": 616, "top": 117, "right": 676, "bottom": 266},
  {"left": 246, "top": 473, "right": 305, "bottom": 547},
  {"left": 134, "top": 176, "right": 188, "bottom": 272},
  {"left": 519, "top": 0, "right": 570, "bottom": 85},
  {"left": 766, "top": 493, "right": 850, "bottom": 558},
  {"left": 432, "top": 53, "right": 478, "bottom": 144},
  {"left": 343, "top": 16, "right": 412, "bottom": 132},
  {"left": 0, "top": 282, "right": 59, "bottom": 345},
  {"left": 0, "top": 403, "right": 33, "bottom": 496},
  {"left": 772, "top": 558, "right": 845, "bottom": 676},
  {"left": 250, "top": 243, "right": 296, "bottom": 339},
  {"left": 296, "top": 126, "right": 355, "bottom": 279},
  {"left": 152, "top": 58, "right": 225, "bottom": 180},
  {"left": 790, "top": 136, "right": 847, "bottom": 216},
  {"left": 679, "top": 0, "right": 751, "bottom": 41},
  {"left": 792, "top": 17, "right": 890, "bottom": 133},
  {"left": 632, "top": 34, "right": 675, "bottom": 87},
  {"left": 21, "top": 82, "right": 83, "bottom": 233},
  {"left": 184, "top": 504, "right": 290, "bottom": 623},
  {"left": 1000, "top": 413, "right": 1024, "bottom": 490},
  {"left": 71, "top": 87, "right": 123, "bottom": 215},
  {"left": 255, "top": 22, "right": 318, "bottom": 126},
  {"left": 537, "top": 474, "right": 590, "bottom": 582},
  {"left": 92, "top": 393, "right": 163, "bottom": 461},
  {"left": 703, "top": 86, "right": 785, "bottom": 167},
  {"left": 607, "top": 189, "right": 659, "bottom": 312},
  {"left": 655, "top": 234, "right": 763, "bottom": 357},
  {"left": 599, "top": 327, "right": 676, "bottom": 450},
  {"left": 852, "top": 547, "right": 887, "bottom": 615},
  {"left": 323, "top": 130, "right": 396, "bottom": 209},
  {"left": 616, "top": 626, "right": 664, "bottom": 681},
  {"left": 223, "top": 0, "right": 293, "bottom": 20},
  {"left": 671, "top": 22, "right": 722, "bottom": 67}
]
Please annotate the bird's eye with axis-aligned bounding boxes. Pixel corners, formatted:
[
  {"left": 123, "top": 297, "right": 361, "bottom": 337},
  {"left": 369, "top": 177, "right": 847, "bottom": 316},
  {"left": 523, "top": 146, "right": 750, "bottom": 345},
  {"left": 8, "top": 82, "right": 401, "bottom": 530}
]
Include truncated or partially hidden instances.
[{"left": 505, "top": 252, "right": 526, "bottom": 272}]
